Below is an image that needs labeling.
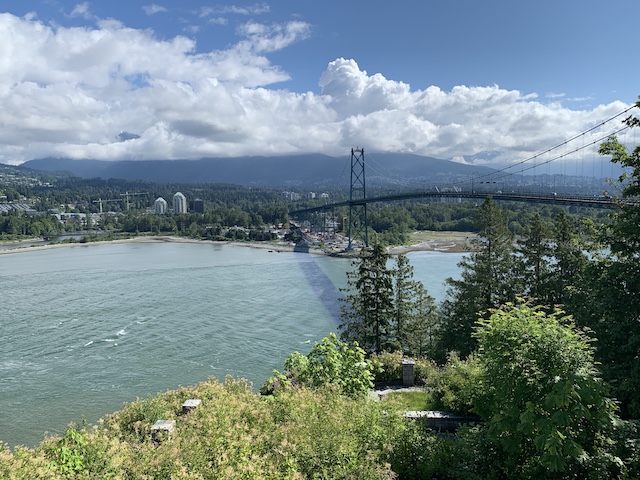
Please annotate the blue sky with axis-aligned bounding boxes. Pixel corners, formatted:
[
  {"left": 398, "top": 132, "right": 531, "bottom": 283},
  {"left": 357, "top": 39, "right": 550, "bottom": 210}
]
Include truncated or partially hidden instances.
[{"left": 0, "top": 0, "right": 638, "bottom": 167}]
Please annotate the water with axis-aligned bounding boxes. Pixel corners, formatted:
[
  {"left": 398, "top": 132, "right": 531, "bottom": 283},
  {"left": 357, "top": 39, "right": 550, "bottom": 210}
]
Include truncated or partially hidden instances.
[{"left": 0, "top": 242, "right": 464, "bottom": 448}]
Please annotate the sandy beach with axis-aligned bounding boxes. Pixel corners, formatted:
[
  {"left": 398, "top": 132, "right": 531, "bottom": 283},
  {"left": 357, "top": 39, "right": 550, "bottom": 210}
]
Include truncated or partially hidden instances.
[{"left": 0, "top": 231, "right": 475, "bottom": 256}]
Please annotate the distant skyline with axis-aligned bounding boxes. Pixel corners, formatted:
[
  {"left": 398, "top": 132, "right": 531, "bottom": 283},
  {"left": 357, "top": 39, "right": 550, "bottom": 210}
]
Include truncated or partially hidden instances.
[{"left": 0, "top": 1, "right": 638, "bottom": 169}]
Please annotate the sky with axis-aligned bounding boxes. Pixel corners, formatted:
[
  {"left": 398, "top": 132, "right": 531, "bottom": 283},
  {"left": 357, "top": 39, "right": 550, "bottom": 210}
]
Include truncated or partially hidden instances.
[{"left": 0, "top": 0, "right": 639, "bottom": 171}]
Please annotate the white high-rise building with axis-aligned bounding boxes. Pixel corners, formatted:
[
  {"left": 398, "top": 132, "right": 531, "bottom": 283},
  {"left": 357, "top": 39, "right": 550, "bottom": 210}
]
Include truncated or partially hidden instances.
[
  {"left": 154, "top": 197, "right": 168, "bottom": 214},
  {"left": 173, "top": 192, "right": 187, "bottom": 214}
]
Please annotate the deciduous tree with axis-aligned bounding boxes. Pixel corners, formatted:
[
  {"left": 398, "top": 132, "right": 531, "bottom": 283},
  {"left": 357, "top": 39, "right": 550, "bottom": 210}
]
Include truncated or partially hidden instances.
[{"left": 474, "top": 301, "right": 621, "bottom": 478}]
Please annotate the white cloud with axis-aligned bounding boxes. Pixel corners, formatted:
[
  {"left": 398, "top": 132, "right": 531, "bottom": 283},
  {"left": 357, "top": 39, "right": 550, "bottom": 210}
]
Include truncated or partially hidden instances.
[
  {"left": 142, "top": 4, "right": 167, "bottom": 16},
  {"left": 200, "top": 4, "right": 269, "bottom": 17},
  {"left": 236, "top": 21, "right": 311, "bottom": 53},
  {"left": 69, "top": 2, "right": 92, "bottom": 20},
  {"left": 0, "top": 13, "right": 634, "bottom": 166}
]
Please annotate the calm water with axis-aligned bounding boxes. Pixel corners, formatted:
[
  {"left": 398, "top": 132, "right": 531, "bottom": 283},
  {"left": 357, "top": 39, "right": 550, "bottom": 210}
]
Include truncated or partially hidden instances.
[{"left": 0, "top": 242, "right": 464, "bottom": 448}]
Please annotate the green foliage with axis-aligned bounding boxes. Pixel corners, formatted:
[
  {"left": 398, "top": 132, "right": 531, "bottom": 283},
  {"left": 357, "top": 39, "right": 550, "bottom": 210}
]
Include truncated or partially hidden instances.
[
  {"left": 262, "top": 333, "right": 379, "bottom": 399},
  {"left": 428, "top": 353, "right": 481, "bottom": 416},
  {"left": 339, "top": 244, "right": 395, "bottom": 352},
  {"left": 516, "top": 211, "right": 552, "bottom": 300},
  {"left": 370, "top": 350, "right": 438, "bottom": 385},
  {"left": 2, "top": 377, "right": 407, "bottom": 479},
  {"left": 473, "top": 301, "right": 622, "bottom": 478},
  {"left": 566, "top": 102, "right": 640, "bottom": 418},
  {"left": 340, "top": 247, "right": 438, "bottom": 355},
  {"left": 437, "top": 197, "right": 518, "bottom": 359},
  {"left": 392, "top": 254, "right": 439, "bottom": 356},
  {"left": 45, "top": 428, "right": 87, "bottom": 476}
]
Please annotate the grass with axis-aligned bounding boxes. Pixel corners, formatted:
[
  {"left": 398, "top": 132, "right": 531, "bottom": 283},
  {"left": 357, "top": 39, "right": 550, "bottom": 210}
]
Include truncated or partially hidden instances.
[{"left": 383, "top": 390, "right": 433, "bottom": 411}]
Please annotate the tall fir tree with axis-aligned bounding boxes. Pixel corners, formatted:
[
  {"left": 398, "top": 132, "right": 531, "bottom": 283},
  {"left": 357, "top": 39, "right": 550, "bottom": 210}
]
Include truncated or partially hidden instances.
[
  {"left": 392, "top": 254, "right": 439, "bottom": 356},
  {"left": 404, "top": 281, "right": 439, "bottom": 357},
  {"left": 436, "top": 197, "right": 518, "bottom": 359},
  {"left": 547, "top": 211, "right": 587, "bottom": 306},
  {"left": 339, "top": 244, "right": 395, "bottom": 353},
  {"left": 516, "top": 211, "right": 552, "bottom": 301}
]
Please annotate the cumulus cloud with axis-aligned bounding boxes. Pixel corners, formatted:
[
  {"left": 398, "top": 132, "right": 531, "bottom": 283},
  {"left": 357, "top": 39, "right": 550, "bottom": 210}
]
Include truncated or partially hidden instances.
[{"left": 0, "top": 13, "right": 633, "bottom": 166}]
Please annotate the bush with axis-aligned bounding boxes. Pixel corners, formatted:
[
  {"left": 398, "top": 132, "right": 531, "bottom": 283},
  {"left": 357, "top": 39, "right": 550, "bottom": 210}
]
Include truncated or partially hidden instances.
[
  {"left": 370, "top": 350, "right": 438, "bottom": 385},
  {"left": 262, "top": 333, "right": 379, "bottom": 399},
  {"left": 1, "top": 377, "right": 405, "bottom": 479},
  {"left": 427, "top": 352, "right": 481, "bottom": 416},
  {"left": 474, "top": 301, "right": 622, "bottom": 478}
]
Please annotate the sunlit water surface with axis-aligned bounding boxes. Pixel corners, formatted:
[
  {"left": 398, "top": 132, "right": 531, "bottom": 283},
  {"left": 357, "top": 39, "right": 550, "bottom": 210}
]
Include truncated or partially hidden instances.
[{"left": 0, "top": 242, "right": 464, "bottom": 447}]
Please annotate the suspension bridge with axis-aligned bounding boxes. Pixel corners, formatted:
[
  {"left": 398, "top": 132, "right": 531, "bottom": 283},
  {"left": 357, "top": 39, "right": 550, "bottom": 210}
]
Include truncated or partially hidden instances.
[{"left": 290, "top": 103, "right": 639, "bottom": 250}]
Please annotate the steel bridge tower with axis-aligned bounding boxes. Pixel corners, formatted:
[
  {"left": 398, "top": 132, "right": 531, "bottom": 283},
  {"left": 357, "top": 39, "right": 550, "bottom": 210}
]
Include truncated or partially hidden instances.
[{"left": 347, "top": 147, "right": 369, "bottom": 250}]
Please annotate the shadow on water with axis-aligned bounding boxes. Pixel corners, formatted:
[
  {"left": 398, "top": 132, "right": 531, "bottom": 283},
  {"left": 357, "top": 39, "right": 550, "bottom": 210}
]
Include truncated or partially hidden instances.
[{"left": 295, "top": 253, "right": 344, "bottom": 325}]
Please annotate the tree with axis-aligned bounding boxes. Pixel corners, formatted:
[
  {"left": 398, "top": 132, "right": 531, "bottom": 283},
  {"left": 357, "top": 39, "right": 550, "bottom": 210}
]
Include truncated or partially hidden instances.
[
  {"left": 474, "top": 301, "right": 621, "bottom": 478},
  {"left": 597, "top": 104, "right": 640, "bottom": 257},
  {"left": 391, "top": 254, "right": 439, "bottom": 356},
  {"left": 547, "top": 211, "right": 587, "bottom": 306},
  {"left": 516, "top": 212, "right": 552, "bottom": 301},
  {"left": 569, "top": 100, "right": 640, "bottom": 417},
  {"left": 403, "top": 282, "right": 439, "bottom": 358},
  {"left": 392, "top": 254, "right": 420, "bottom": 351},
  {"left": 436, "top": 197, "right": 518, "bottom": 359},
  {"left": 339, "top": 244, "right": 395, "bottom": 352}
]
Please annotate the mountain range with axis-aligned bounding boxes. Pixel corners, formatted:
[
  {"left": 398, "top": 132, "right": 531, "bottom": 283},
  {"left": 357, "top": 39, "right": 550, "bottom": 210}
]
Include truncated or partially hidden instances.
[{"left": 20, "top": 153, "right": 497, "bottom": 188}]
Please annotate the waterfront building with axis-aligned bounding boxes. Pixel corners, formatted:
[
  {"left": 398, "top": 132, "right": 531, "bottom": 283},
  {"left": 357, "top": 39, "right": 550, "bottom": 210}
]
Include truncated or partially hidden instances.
[
  {"left": 173, "top": 192, "right": 187, "bottom": 214},
  {"left": 155, "top": 197, "right": 168, "bottom": 214}
]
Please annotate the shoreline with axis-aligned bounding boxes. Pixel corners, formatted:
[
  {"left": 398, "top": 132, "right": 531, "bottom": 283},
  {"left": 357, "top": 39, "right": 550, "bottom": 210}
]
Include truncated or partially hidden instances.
[{"left": 0, "top": 232, "right": 475, "bottom": 256}]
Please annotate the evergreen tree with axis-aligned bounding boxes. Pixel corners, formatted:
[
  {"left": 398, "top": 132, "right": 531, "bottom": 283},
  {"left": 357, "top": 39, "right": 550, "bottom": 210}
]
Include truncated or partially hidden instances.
[
  {"left": 404, "top": 282, "right": 439, "bottom": 357},
  {"left": 392, "top": 254, "right": 439, "bottom": 356},
  {"left": 547, "top": 211, "right": 587, "bottom": 306},
  {"left": 516, "top": 212, "right": 552, "bottom": 301},
  {"left": 570, "top": 101, "right": 640, "bottom": 417},
  {"left": 436, "top": 197, "right": 518, "bottom": 359},
  {"left": 392, "top": 254, "right": 419, "bottom": 351},
  {"left": 339, "top": 244, "right": 395, "bottom": 352}
]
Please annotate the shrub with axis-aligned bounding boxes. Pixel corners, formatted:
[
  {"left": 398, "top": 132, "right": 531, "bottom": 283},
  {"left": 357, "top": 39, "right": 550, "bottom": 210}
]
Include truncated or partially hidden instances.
[
  {"left": 474, "top": 301, "right": 622, "bottom": 478},
  {"left": 262, "top": 333, "right": 379, "bottom": 398},
  {"left": 427, "top": 352, "right": 481, "bottom": 416},
  {"left": 370, "top": 350, "right": 438, "bottom": 385}
]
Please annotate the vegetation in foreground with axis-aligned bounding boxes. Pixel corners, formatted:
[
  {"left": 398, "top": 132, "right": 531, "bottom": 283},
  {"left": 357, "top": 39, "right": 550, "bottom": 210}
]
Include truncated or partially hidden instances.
[{"left": 3, "top": 305, "right": 639, "bottom": 479}]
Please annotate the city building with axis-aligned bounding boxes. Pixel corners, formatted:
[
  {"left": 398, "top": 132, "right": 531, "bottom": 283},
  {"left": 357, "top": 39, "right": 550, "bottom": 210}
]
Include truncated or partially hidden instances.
[
  {"left": 173, "top": 192, "right": 187, "bottom": 214},
  {"left": 154, "top": 197, "right": 168, "bottom": 214},
  {"left": 190, "top": 198, "right": 204, "bottom": 213}
]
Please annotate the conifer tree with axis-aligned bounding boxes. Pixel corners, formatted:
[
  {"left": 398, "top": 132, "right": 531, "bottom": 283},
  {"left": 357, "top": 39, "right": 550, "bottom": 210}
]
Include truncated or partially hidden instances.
[
  {"left": 547, "top": 211, "right": 587, "bottom": 306},
  {"left": 516, "top": 212, "right": 552, "bottom": 301},
  {"left": 392, "top": 254, "right": 438, "bottom": 356},
  {"left": 436, "top": 197, "right": 518, "bottom": 359},
  {"left": 339, "top": 244, "right": 394, "bottom": 352}
]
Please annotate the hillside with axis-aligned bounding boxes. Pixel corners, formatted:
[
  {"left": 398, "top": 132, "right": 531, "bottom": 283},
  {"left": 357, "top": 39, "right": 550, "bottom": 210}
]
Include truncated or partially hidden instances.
[{"left": 20, "top": 153, "right": 496, "bottom": 187}]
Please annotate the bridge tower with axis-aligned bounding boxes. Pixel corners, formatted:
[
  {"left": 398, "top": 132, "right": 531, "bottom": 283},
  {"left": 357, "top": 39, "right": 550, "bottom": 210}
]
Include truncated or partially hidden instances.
[{"left": 347, "top": 147, "right": 369, "bottom": 250}]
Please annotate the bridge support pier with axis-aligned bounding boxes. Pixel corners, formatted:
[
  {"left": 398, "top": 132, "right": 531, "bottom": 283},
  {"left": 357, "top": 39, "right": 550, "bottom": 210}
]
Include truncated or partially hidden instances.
[{"left": 347, "top": 148, "right": 369, "bottom": 250}]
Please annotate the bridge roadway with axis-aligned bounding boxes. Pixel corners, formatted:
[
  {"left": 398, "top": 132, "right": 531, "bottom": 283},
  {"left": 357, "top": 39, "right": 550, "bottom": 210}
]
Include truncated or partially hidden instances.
[{"left": 289, "top": 191, "right": 635, "bottom": 215}]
